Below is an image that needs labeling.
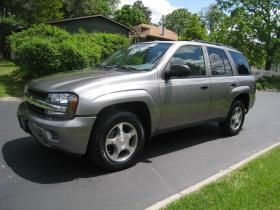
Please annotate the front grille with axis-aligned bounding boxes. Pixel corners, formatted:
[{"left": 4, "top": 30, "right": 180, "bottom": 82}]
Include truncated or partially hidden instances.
[
  {"left": 26, "top": 102, "right": 45, "bottom": 116},
  {"left": 25, "top": 87, "right": 48, "bottom": 116},
  {"left": 27, "top": 88, "right": 48, "bottom": 100}
]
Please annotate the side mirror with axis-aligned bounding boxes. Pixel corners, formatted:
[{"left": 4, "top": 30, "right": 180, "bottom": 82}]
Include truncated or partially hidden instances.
[{"left": 165, "top": 64, "right": 191, "bottom": 79}]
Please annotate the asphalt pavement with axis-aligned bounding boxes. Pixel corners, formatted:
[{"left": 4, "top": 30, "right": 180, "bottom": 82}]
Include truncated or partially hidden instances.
[{"left": 0, "top": 92, "right": 280, "bottom": 210}]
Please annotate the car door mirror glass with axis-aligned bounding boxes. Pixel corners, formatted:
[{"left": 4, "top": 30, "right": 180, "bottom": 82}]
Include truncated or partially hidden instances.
[{"left": 165, "top": 64, "right": 191, "bottom": 79}]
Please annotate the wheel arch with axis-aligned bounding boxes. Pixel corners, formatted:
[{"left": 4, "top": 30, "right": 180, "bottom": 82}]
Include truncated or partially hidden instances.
[
  {"left": 89, "top": 90, "right": 159, "bottom": 139},
  {"left": 232, "top": 92, "right": 250, "bottom": 113}
]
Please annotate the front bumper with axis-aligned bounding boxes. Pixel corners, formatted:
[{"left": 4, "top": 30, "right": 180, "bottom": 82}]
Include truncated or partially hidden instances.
[{"left": 17, "top": 102, "right": 96, "bottom": 154}]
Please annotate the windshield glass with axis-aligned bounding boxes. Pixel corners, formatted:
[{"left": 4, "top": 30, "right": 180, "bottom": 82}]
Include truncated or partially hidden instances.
[{"left": 100, "top": 43, "right": 172, "bottom": 71}]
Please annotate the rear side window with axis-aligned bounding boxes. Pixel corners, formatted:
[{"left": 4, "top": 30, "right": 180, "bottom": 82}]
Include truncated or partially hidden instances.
[
  {"left": 229, "top": 51, "right": 251, "bottom": 75},
  {"left": 207, "top": 47, "right": 233, "bottom": 76}
]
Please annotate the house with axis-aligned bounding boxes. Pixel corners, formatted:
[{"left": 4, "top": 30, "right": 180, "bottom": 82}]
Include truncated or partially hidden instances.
[
  {"left": 132, "top": 24, "right": 178, "bottom": 42},
  {"left": 48, "top": 14, "right": 134, "bottom": 37}
]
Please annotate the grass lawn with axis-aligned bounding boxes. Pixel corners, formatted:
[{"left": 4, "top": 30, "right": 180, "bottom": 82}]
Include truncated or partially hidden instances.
[
  {"left": 165, "top": 146, "right": 280, "bottom": 210},
  {"left": 256, "top": 76, "right": 280, "bottom": 92},
  {"left": 0, "top": 59, "right": 25, "bottom": 97}
]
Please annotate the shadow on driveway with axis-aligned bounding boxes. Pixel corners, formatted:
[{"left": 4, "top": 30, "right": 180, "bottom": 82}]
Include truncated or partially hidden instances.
[{"left": 2, "top": 123, "right": 223, "bottom": 184}]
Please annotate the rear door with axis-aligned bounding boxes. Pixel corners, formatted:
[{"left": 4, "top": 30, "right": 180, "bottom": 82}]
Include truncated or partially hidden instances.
[
  {"left": 206, "top": 47, "right": 237, "bottom": 119},
  {"left": 159, "top": 45, "right": 211, "bottom": 130}
]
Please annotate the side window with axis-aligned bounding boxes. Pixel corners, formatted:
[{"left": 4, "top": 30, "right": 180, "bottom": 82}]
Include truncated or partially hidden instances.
[
  {"left": 207, "top": 47, "right": 226, "bottom": 75},
  {"left": 221, "top": 50, "right": 233, "bottom": 75},
  {"left": 170, "top": 45, "right": 206, "bottom": 76},
  {"left": 229, "top": 51, "right": 251, "bottom": 75}
]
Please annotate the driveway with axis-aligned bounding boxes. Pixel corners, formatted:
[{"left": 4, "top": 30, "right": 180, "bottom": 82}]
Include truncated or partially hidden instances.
[{"left": 0, "top": 92, "right": 280, "bottom": 210}]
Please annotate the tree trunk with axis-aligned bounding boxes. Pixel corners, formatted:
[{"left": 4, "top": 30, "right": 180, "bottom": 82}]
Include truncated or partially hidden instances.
[{"left": 265, "top": 53, "right": 273, "bottom": 70}]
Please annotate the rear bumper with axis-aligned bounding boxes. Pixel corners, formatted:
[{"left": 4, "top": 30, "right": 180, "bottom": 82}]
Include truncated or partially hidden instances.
[{"left": 17, "top": 102, "right": 96, "bottom": 154}]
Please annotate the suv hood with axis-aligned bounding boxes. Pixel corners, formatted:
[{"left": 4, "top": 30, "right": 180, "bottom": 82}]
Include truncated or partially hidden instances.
[{"left": 28, "top": 69, "right": 129, "bottom": 93}]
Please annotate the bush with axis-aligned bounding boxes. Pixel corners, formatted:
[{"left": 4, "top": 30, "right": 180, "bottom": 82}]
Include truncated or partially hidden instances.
[
  {"left": 91, "top": 33, "right": 129, "bottom": 59},
  {"left": 57, "top": 40, "right": 88, "bottom": 72},
  {"left": 70, "top": 34, "right": 102, "bottom": 66},
  {"left": 9, "top": 23, "right": 69, "bottom": 52},
  {"left": 9, "top": 24, "right": 129, "bottom": 79},
  {"left": 256, "top": 76, "right": 280, "bottom": 91},
  {"left": 14, "top": 38, "right": 61, "bottom": 78}
]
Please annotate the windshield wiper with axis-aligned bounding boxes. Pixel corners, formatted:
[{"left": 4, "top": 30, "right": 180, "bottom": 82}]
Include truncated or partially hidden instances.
[
  {"left": 99, "top": 64, "right": 119, "bottom": 69},
  {"left": 119, "top": 65, "right": 138, "bottom": 71},
  {"left": 100, "top": 64, "right": 140, "bottom": 72}
]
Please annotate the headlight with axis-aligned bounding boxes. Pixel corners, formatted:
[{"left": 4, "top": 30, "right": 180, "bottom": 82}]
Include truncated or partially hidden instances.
[{"left": 46, "top": 93, "right": 79, "bottom": 117}]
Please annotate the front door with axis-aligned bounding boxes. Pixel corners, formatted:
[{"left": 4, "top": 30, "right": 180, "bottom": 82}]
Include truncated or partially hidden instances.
[{"left": 159, "top": 45, "right": 211, "bottom": 130}]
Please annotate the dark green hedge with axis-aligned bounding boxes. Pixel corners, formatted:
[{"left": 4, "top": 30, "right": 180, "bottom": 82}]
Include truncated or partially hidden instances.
[{"left": 9, "top": 24, "right": 129, "bottom": 79}]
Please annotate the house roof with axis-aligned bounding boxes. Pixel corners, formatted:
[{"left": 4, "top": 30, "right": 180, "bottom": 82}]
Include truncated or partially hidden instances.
[
  {"left": 48, "top": 14, "right": 135, "bottom": 32},
  {"left": 132, "top": 24, "right": 178, "bottom": 41}
]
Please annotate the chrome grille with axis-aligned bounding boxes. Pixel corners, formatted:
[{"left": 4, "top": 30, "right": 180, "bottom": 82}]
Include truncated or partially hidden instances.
[{"left": 27, "top": 88, "right": 48, "bottom": 100}]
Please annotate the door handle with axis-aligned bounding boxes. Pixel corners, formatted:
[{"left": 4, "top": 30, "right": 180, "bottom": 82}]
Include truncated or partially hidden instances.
[
  {"left": 200, "top": 86, "right": 208, "bottom": 90},
  {"left": 231, "top": 83, "right": 237, "bottom": 87}
]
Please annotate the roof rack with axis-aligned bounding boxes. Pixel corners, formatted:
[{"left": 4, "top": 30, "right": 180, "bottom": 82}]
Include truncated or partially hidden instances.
[{"left": 190, "top": 39, "right": 239, "bottom": 51}]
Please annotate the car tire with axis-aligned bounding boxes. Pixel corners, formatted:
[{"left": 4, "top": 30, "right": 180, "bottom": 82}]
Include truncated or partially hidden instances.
[
  {"left": 219, "top": 100, "right": 245, "bottom": 136},
  {"left": 87, "top": 111, "right": 145, "bottom": 171}
]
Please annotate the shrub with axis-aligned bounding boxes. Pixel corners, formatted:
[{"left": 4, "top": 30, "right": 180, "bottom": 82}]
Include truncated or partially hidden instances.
[
  {"left": 91, "top": 33, "right": 129, "bottom": 59},
  {"left": 9, "top": 23, "right": 69, "bottom": 52},
  {"left": 9, "top": 24, "right": 129, "bottom": 79},
  {"left": 57, "top": 40, "right": 88, "bottom": 72},
  {"left": 14, "top": 38, "right": 61, "bottom": 78},
  {"left": 70, "top": 34, "right": 102, "bottom": 66}
]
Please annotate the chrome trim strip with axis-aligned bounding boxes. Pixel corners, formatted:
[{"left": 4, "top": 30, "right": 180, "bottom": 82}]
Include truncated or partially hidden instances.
[{"left": 24, "top": 95, "right": 67, "bottom": 113}]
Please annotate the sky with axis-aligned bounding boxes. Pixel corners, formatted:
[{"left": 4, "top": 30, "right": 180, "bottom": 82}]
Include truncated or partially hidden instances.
[{"left": 119, "top": 0, "right": 216, "bottom": 23}]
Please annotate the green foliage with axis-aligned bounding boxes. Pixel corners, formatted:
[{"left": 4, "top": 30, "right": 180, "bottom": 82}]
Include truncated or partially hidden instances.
[
  {"left": 164, "top": 8, "right": 207, "bottom": 40},
  {"left": 9, "top": 24, "right": 128, "bottom": 79},
  {"left": 91, "top": 33, "right": 129, "bottom": 59},
  {"left": 200, "top": 4, "right": 224, "bottom": 34},
  {"left": 13, "top": 38, "right": 61, "bottom": 78},
  {"left": 114, "top": 5, "right": 147, "bottom": 26},
  {"left": 215, "top": 0, "right": 280, "bottom": 70},
  {"left": 164, "top": 9, "right": 192, "bottom": 36},
  {"left": 61, "top": 0, "right": 120, "bottom": 18},
  {"left": 114, "top": 0, "right": 152, "bottom": 26},
  {"left": 181, "top": 14, "right": 207, "bottom": 40},
  {"left": 57, "top": 40, "right": 89, "bottom": 72},
  {"left": 132, "top": 0, "right": 152, "bottom": 23},
  {"left": 0, "top": 0, "right": 63, "bottom": 24},
  {"left": 256, "top": 76, "right": 280, "bottom": 91},
  {"left": 0, "top": 59, "right": 25, "bottom": 97},
  {"left": 9, "top": 24, "right": 69, "bottom": 51},
  {"left": 0, "top": 16, "right": 25, "bottom": 58}
]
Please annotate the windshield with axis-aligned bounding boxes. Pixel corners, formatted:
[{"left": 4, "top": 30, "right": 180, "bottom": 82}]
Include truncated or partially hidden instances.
[{"left": 100, "top": 43, "right": 172, "bottom": 71}]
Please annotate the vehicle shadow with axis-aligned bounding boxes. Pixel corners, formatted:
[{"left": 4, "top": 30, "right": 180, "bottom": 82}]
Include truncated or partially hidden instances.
[{"left": 2, "top": 123, "right": 223, "bottom": 184}]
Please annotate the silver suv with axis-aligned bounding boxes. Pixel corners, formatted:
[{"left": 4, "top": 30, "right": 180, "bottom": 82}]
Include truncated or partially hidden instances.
[{"left": 18, "top": 41, "right": 256, "bottom": 171}]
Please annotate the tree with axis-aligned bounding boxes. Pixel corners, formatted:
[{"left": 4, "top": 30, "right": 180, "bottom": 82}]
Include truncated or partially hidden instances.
[
  {"left": 200, "top": 4, "right": 224, "bottom": 34},
  {"left": 0, "top": 0, "right": 63, "bottom": 24},
  {"left": 114, "top": 5, "right": 147, "bottom": 26},
  {"left": 61, "top": 0, "right": 119, "bottom": 18},
  {"left": 164, "top": 8, "right": 207, "bottom": 40},
  {"left": 182, "top": 14, "right": 207, "bottom": 40},
  {"left": 164, "top": 9, "right": 192, "bottom": 36},
  {"left": 217, "top": 0, "right": 280, "bottom": 70},
  {"left": 132, "top": 0, "right": 152, "bottom": 23},
  {"left": 0, "top": 16, "right": 25, "bottom": 58}
]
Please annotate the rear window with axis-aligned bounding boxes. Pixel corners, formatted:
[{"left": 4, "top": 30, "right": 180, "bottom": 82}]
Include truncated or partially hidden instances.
[{"left": 229, "top": 51, "right": 251, "bottom": 75}]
